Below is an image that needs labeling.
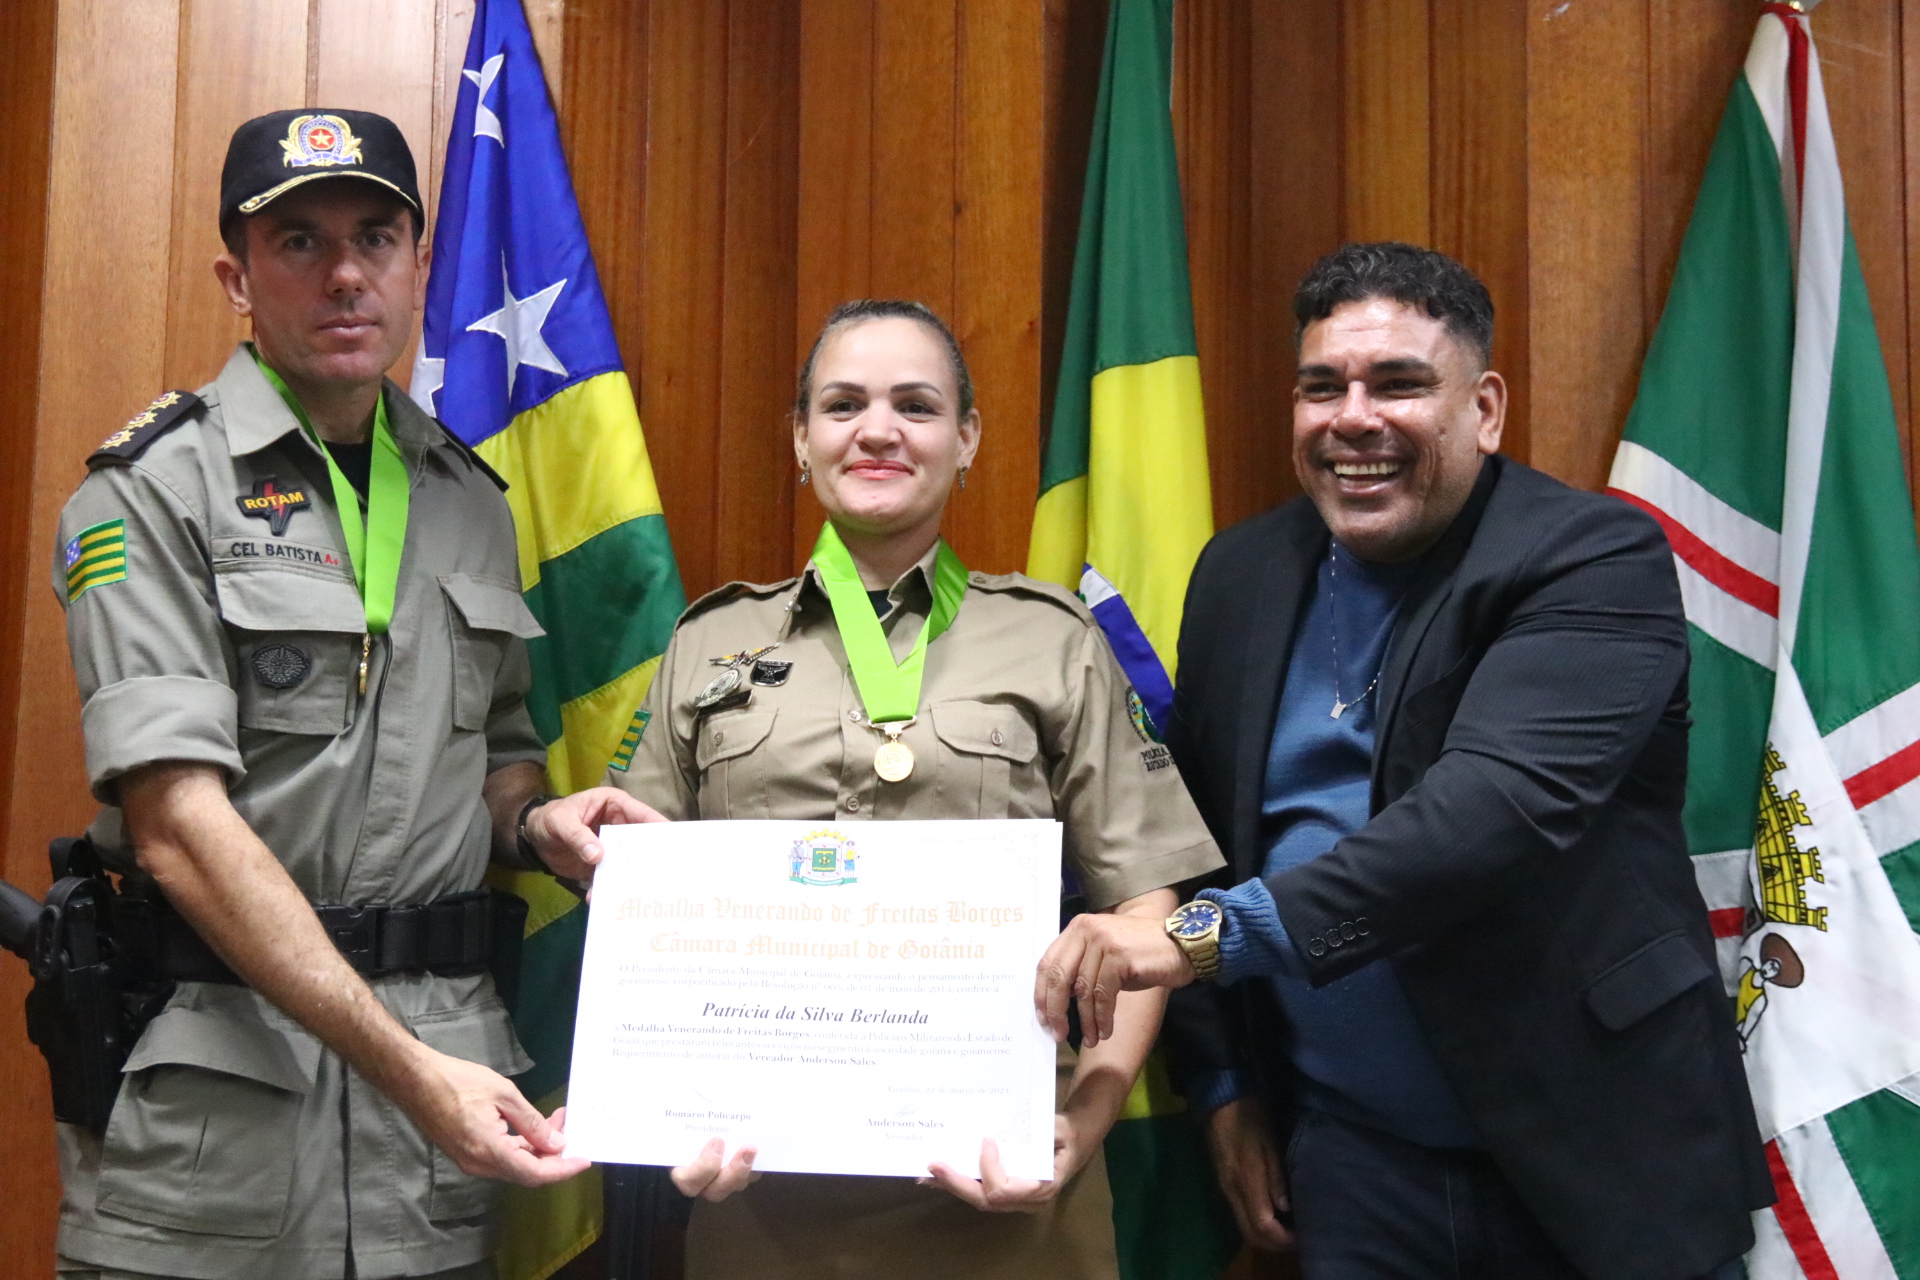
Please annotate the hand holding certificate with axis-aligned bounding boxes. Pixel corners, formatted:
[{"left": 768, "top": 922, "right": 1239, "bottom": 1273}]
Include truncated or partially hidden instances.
[{"left": 562, "top": 820, "right": 1062, "bottom": 1181}]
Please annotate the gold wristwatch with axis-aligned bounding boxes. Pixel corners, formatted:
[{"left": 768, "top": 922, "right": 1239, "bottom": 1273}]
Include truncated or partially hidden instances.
[{"left": 1165, "top": 900, "right": 1224, "bottom": 981}]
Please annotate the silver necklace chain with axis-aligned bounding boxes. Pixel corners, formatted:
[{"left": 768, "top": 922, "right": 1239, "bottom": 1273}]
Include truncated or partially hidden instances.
[{"left": 1328, "top": 553, "right": 1380, "bottom": 720}]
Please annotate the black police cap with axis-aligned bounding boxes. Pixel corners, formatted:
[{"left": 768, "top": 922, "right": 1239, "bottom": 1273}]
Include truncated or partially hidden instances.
[{"left": 220, "top": 109, "right": 422, "bottom": 229}]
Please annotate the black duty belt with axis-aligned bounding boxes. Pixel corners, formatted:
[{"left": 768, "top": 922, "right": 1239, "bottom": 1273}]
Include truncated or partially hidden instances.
[{"left": 118, "top": 889, "right": 526, "bottom": 991}]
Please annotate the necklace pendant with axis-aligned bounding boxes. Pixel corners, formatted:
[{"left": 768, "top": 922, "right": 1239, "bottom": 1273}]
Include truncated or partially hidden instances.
[{"left": 1330, "top": 699, "right": 1347, "bottom": 720}]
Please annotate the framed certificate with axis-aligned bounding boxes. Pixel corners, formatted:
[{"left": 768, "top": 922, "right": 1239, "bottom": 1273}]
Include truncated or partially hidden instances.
[{"left": 561, "top": 819, "right": 1062, "bottom": 1180}]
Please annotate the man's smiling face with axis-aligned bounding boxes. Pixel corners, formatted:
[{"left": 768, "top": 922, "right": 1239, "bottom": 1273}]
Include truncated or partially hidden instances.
[{"left": 1292, "top": 297, "right": 1506, "bottom": 563}]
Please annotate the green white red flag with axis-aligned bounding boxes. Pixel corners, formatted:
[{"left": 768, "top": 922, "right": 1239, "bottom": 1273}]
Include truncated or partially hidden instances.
[{"left": 1610, "top": 5, "right": 1920, "bottom": 1273}]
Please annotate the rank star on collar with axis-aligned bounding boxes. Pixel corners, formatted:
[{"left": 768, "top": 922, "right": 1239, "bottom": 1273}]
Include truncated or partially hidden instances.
[
  {"left": 237, "top": 477, "right": 312, "bottom": 536},
  {"left": 466, "top": 257, "right": 568, "bottom": 397}
]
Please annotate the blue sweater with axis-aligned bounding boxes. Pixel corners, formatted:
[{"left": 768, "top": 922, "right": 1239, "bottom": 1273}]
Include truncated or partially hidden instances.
[{"left": 1194, "top": 544, "right": 1477, "bottom": 1149}]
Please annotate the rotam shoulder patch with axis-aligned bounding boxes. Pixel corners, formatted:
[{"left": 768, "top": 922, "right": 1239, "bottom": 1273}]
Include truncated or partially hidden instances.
[
  {"left": 88, "top": 391, "right": 204, "bottom": 467},
  {"left": 435, "top": 421, "right": 510, "bottom": 492}
]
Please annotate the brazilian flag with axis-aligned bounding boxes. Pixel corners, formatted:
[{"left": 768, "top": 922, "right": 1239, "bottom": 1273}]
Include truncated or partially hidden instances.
[
  {"left": 1027, "top": 2, "right": 1237, "bottom": 1277},
  {"left": 411, "top": 0, "right": 684, "bottom": 1274}
]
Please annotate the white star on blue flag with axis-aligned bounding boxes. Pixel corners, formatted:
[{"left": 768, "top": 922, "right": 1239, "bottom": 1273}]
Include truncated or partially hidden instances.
[{"left": 410, "top": 0, "right": 622, "bottom": 441}]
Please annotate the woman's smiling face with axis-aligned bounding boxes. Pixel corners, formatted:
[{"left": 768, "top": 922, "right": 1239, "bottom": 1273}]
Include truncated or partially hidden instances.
[{"left": 795, "top": 316, "right": 980, "bottom": 543}]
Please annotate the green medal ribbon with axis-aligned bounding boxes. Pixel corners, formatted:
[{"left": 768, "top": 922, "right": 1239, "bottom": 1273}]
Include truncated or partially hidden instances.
[
  {"left": 251, "top": 348, "right": 411, "bottom": 635},
  {"left": 810, "top": 522, "right": 968, "bottom": 725}
]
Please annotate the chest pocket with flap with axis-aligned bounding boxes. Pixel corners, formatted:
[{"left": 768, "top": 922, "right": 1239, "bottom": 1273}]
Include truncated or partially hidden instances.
[
  {"left": 931, "top": 700, "right": 1039, "bottom": 817},
  {"left": 694, "top": 708, "right": 778, "bottom": 818},
  {"left": 215, "top": 567, "right": 365, "bottom": 736},
  {"left": 441, "top": 574, "right": 544, "bottom": 732}
]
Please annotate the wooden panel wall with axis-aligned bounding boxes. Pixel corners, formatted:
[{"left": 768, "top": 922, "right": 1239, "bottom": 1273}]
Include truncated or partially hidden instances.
[
  {"left": 565, "top": 0, "right": 1046, "bottom": 604},
  {"left": 1176, "top": 0, "right": 1920, "bottom": 531},
  {"left": 789, "top": 0, "right": 1045, "bottom": 581},
  {"left": 0, "top": 0, "right": 61, "bottom": 1266}
]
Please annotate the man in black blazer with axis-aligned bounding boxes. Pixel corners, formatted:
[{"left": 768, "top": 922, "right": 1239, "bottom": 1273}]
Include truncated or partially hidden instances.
[{"left": 1037, "top": 244, "right": 1771, "bottom": 1279}]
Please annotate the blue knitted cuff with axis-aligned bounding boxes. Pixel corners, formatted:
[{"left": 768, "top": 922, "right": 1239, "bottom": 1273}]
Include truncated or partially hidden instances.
[
  {"left": 1198, "top": 879, "right": 1308, "bottom": 985},
  {"left": 1183, "top": 1068, "right": 1255, "bottom": 1118}
]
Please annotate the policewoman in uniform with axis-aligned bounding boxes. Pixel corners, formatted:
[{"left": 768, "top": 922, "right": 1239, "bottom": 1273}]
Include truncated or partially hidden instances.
[
  {"left": 612, "top": 300, "right": 1226, "bottom": 1278},
  {"left": 53, "top": 111, "right": 640, "bottom": 1279}
]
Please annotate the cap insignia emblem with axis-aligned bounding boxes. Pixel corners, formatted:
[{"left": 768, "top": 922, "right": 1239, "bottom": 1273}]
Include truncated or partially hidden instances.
[{"left": 281, "top": 114, "right": 364, "bottom": 169}]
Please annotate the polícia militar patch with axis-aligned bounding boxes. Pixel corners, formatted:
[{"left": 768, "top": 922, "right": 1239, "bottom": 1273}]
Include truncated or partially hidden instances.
[{"left": 1125, "top": 685, "right": 1159, "bottom": 743}]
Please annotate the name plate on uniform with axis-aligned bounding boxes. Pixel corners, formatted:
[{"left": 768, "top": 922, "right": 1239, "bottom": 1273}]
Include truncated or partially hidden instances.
[{"left": 563, "top": 819, "right": 1062, "bottom": 1180}]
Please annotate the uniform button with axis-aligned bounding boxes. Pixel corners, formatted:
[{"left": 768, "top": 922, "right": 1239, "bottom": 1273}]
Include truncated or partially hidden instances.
[
  {"left": 847, "top": 709, "right": 862, "bottom": 722},
  {"left": 1326, "top": 930, "right": 1344, "bottom": 949},
  {"left": 846, "top": 796, "right": 861, "bottom": 812},
  {"left": 1340, "top": 921, "right": 1357, "bottom": 941},
  {"left": 1307, "top": 937, "right": 1328, "bottom": 958},
  {"left": 713, "top": 730, "right": 725, "bottom": 745},
  {"left": 991, "top": 730, "right": 1004, "bottom": 746},
  {"left": 1356, "top": 916, "right": 1372, "bottom": 936}
]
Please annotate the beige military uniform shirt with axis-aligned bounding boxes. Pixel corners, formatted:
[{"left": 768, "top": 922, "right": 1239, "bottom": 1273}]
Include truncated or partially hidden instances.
[
  {"left": 53, "top": 347, "right": 548, "bottom": 1280},
  {"left": 613, "top": 542, "right": 1224, "bottom": 1280}
]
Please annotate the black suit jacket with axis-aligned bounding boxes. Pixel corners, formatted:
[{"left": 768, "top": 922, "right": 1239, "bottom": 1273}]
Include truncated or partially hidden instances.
[{"left": 1163, "top": 456, "right": 1772, "bottom": 1280}]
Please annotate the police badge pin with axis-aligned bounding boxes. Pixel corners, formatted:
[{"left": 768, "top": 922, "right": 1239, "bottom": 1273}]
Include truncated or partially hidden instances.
[
  {"left": 693, "top": 666, "right": 747, "bottom": 711},
  {"left": 750, "top": 659, "right": 792, "bottom": 686},
  {"left": 280, "top": 114, "right": 365, "bottom": 169}
]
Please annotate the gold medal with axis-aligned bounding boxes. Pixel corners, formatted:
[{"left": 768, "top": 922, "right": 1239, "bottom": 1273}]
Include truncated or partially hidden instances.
[{"left": 873, "top": 720, "right": 915, "bottom": 782}]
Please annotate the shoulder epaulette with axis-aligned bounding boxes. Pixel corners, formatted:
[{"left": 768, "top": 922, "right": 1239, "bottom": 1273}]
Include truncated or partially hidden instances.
[
  {"left": 964, "top": 569, "right": 1096, "bottom": 623},
  {"left": 435, "top": 421, "right": 510, "bottom": 492},
  {"left": 678, "top": 576, "right": 801, "bottom": 627},
  {"left": 87, "top": 391, "right": 204, "bottom": 468}
]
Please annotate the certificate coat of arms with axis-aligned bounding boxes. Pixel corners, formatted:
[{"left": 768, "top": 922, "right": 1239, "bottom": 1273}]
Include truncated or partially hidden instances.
[{"left": 789, "top": 829, "right": 857, "bottom": 886}]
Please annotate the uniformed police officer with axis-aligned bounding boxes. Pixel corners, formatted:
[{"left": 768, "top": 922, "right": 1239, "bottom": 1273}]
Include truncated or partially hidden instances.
[
  {"left": 610, "top": 300, "right": 1226, "bottom": 1278},
  {"left": 52, "top": 110, "right": 648, "bottom": 1279}
]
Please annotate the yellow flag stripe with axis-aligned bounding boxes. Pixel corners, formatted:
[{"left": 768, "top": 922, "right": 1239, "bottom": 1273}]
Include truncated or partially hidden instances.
[
  {"left": 546, "top": 655, "right": 664, "bottom": 795},
  {"left": 1117, "top": 1051, "right": 1190, "bottom": 1122},
  {"left": 67, "top": 565, "right": 129, "bottom": 601},
  {"left": 1026, "top": 474, "right": 1090, "bottom": 591},
  {"left": 1085, "top": 355, "right": 1213, "bottom": 675},
  {"left": 68, "top": 556, "right": 127, "bottom": 585},
  {"left": 69, "top": 546, "right": 125, "bottom": 575},
  {"left": 483, "top": 866, "right": 582, "bottom": 939},
  {"left": 477, "top": 371, "right": 667, "bottom": 593}
]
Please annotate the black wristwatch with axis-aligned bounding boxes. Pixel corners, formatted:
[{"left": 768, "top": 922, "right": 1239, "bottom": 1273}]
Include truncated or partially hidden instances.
[{"left": 515, "top": 792, "right": 563, "bottom": 872}]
